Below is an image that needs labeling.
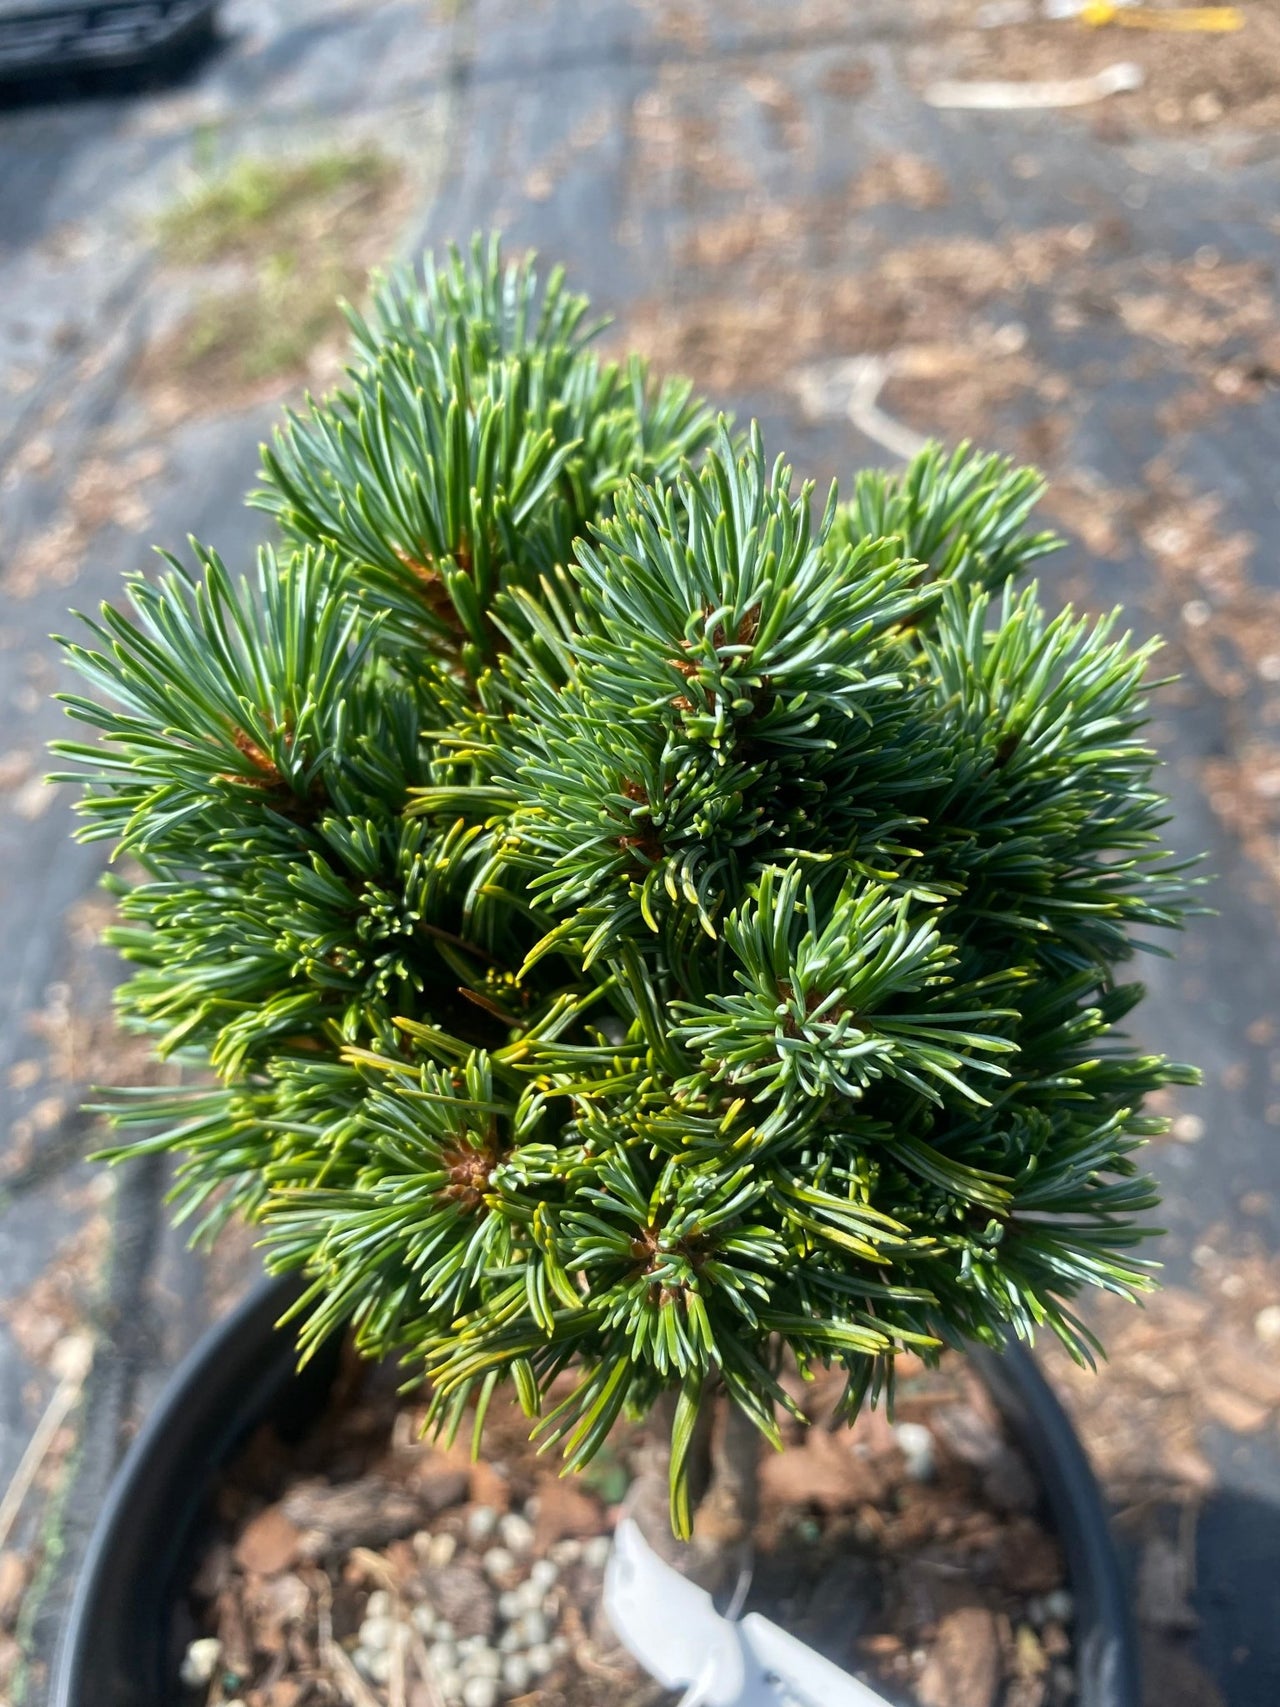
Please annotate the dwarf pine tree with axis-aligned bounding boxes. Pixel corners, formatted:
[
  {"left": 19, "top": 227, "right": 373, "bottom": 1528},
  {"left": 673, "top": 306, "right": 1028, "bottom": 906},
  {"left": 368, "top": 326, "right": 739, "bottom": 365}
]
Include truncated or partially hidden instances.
[{"left": 56, "top": 237, "right": 1196, "bottom": 1537}]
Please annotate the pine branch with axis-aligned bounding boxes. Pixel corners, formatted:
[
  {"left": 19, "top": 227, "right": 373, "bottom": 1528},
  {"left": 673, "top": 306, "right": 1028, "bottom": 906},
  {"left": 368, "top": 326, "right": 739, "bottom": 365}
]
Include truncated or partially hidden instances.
[{"left": 54, "top": 235, "right": 1202, "bottom": 1537}]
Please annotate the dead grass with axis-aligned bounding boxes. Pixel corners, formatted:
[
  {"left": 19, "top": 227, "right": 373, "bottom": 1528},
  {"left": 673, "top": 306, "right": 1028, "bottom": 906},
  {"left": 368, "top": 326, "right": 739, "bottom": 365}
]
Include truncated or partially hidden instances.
[
  {"left": 155, "top": 149, "right": 396, "bottom": 266},
  {"left": 145, "top": 147, "right": 405, "bottom": 404}
]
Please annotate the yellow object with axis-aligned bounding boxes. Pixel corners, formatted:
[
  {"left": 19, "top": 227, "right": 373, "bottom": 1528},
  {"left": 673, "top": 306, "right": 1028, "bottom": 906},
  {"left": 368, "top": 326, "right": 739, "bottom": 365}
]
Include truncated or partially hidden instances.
[{"left": 1081, "top": 2, "right": 1244, "bottom": 28}]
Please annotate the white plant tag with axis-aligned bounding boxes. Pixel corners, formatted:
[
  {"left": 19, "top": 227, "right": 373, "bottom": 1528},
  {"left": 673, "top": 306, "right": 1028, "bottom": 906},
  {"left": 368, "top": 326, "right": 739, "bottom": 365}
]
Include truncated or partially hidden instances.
[{"left": 603, "top": 1519, "right": 896, "bottom": 1707}]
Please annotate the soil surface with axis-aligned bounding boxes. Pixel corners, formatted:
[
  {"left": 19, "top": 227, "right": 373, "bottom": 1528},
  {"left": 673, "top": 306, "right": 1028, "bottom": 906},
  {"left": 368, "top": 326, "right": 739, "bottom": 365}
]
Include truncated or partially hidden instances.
[
  {"left": 183, "top": 1351, "right": 1073, "bottom": 1707},
  {"left": 3, "top": 4, "right": 1280, "bottom": 1706}
]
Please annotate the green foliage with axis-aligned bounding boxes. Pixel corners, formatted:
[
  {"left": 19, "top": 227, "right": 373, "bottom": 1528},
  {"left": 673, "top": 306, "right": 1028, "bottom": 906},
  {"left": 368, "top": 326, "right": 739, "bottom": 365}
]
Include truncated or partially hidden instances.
[{"left": 56, "top": 237, "right": 1198, "bottom": 1536}]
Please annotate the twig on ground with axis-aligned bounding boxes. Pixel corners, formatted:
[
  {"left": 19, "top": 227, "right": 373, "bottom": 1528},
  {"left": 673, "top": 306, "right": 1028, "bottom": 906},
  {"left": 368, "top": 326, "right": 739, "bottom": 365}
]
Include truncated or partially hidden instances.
[
  {"left": 0, "top": 1333, "right": 92, "bottom": 1552},
  {"left": 795, "top": 356, "right": 930, "bottom": 463},
  {"left": 313, "top": 1569, "right": 383, "bottom": 1707},
  {"left": 925, "top": 62, "right": 1144, "bottom": 109}
]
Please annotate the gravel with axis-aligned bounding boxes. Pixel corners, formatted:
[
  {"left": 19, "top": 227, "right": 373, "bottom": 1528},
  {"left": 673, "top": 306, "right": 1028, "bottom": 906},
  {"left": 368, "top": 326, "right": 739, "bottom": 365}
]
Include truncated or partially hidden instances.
[
  {"left": 358, "top": 1614, "right": 395, "bottom": 1650},
  {"left": 1043, "top": 1588, "right": 1075, "bottom": 1623},
  {"left": 497, "top": 1511, "right": 535, "bottom": 1555},
  {"left": 411, "top": 1603, "right": 436, "bottom": 1637},
  {"left": 893, "top": 1420, "right": 937, "bottom": 1482},
  {"left": 502, "top": 1653, "right": 531, "bottom": 1692},
  {"left": 428, "top": 1639, "right": 458, "bottom": 1672},
  {"left": 364, "top": 1649, "right": 393, "bottom": 1685},
  {"left": 466, "top": 1505, "right": 499, "bottom": 1547},
  {"left": 179, "top": 1637, "right": 221, "bottom": 1688},
  {"left": 422, "top": 1530, "right": 457, "bottom": 1569},
  {"left": 527, "top": 1641, "right": 554, "bottom": 1677},
  {"left": 482, "top": 1546, "right": 516, "bottom": 1582},
  {"left": 515, "top": 1609, "right": 549, "bottom": 1647}
]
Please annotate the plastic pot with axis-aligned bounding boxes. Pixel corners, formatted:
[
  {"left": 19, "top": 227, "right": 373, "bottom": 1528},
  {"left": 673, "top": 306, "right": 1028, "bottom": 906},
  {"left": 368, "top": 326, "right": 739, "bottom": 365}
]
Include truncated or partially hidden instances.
[{"left": 51, "top": 1277, "right": 1140, "bottom": 1707}]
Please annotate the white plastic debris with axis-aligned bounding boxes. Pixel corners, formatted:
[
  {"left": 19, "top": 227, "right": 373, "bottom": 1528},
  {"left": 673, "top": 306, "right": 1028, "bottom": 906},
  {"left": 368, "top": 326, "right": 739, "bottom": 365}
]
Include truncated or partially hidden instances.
[
  {"left": 978, "top": 0, "right": 1139, "bottom": 18},
  {"left": 793, "top": 357, "right": 928, "bottom": 464},
  {"left": 603, "top": 1519, "right": 896, "bottom": 1707},
  {"left": 924, "top": 61, "right": 1144, "bottom": 110},
  {"left": 1043, "top": 0, "right": 1134, "bottom": 15}
]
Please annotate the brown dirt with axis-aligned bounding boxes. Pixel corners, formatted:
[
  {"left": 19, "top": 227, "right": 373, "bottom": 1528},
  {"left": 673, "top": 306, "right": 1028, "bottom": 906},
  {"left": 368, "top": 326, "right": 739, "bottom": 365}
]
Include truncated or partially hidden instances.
[
  {"left": 181, "top": 1352, "right": 1075, "bottom": 1707},
  {"left": 134, "top": 152, "right": 410, "bottom": 423}
]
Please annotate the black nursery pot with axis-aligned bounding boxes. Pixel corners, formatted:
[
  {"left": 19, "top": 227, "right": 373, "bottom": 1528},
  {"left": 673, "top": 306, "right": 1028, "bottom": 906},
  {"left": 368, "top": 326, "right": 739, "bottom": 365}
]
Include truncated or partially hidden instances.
[{"left": 52, "top": 1277, "right": 1140, "bottom": 1707}]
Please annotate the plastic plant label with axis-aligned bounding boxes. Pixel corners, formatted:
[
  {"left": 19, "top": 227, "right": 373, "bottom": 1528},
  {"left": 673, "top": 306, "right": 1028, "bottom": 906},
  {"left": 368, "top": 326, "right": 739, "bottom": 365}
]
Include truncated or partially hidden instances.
[{"left": 603, "top": 1519, "right": 896, "bottom": 1707}]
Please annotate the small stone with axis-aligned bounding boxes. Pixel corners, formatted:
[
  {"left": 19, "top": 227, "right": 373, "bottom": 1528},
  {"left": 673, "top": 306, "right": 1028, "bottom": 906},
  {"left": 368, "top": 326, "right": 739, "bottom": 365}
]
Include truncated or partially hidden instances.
[
  {"left": 550, "top": 1634, "right": 570, "bottom": 1660},
  {"left": 515, "top": 1578, "right": 544, "bottom": 1614},
  {"left": 461, "top": 1680, "right": 498, "bottom": 1707},
  {"left": 437, "top": 1672, "right": 464, "bottom": 1705},
  {"left": 1255, "top": 1304, "right": 1280, "bottom": 1345},
  {"left": 497, "top": 1512, "right": 535, "bottom": 1556},
  {"left": 365, "top": 1649, "right": 393, "bottom": 1685},
  {"left": 457, "top": 1634, "right": 487, "bottom": 1657},
  {"left": 482, "top": 1546, "right": 517, "bottom": 1582},
  {"left": 527, "top": 1642, "right": 555, "bottom": 1676},
  {"left": 180, "top": 1637, "right": 222, "bottom": 1688},
  {"left": 435, "top": 1619, "right": 455, "bottom": 1641},
  {"left": 502, "top": 1653, "right": 532, "bottom": 1692},
  {"left": 1043, "top": 1589, "right": 1074, "bottom": 1623},
  {"left": 467, "top": 1505, "right": 499, "bottom": 1547},
  {"left": 516, "top": 1610, "right": 549, "bottom": 1647},
  {"left": 547, "top": 1538, "right": 581, "bottom": 1566},
  {"left": 429, "top": 1639, "right": 459, "bottom": 1672},
  {"left": 496, "top": 1589, "right": 522, "bottom": 1621},
  {"left": 528, "top": 1558, "right": 558, "bottom": 1593},
  {"left": 462, "top": 1648, "right": 501, "bottom": 1680},
  {"left": 411, "top": 1603, "right": 436, "bottom": 1638},
  {"left": 426, "top": 1531, "right": 458, "bottom": 1569},
  {"left": 359, "top": 1615, "right": 396, "bottom": 1651},
  {"left": 582, "top": 1535, "right": 611, "bottom": 1569},
  {"left": 366, "top": 1588, "right": 393, "bottom": 1619},
  {"left": 498, "top": 1626, "right": 522, "bottom": 1653},
  {"left": 894, "top": 1421, "right": 936, "bottom": 1481}
]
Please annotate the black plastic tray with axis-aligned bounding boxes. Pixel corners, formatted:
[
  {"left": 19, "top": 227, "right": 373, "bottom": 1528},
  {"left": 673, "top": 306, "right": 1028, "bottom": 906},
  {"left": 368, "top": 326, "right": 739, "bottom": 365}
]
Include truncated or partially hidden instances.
[{"left": 0, "top": 0, "right": 216, "bottom": 85}]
